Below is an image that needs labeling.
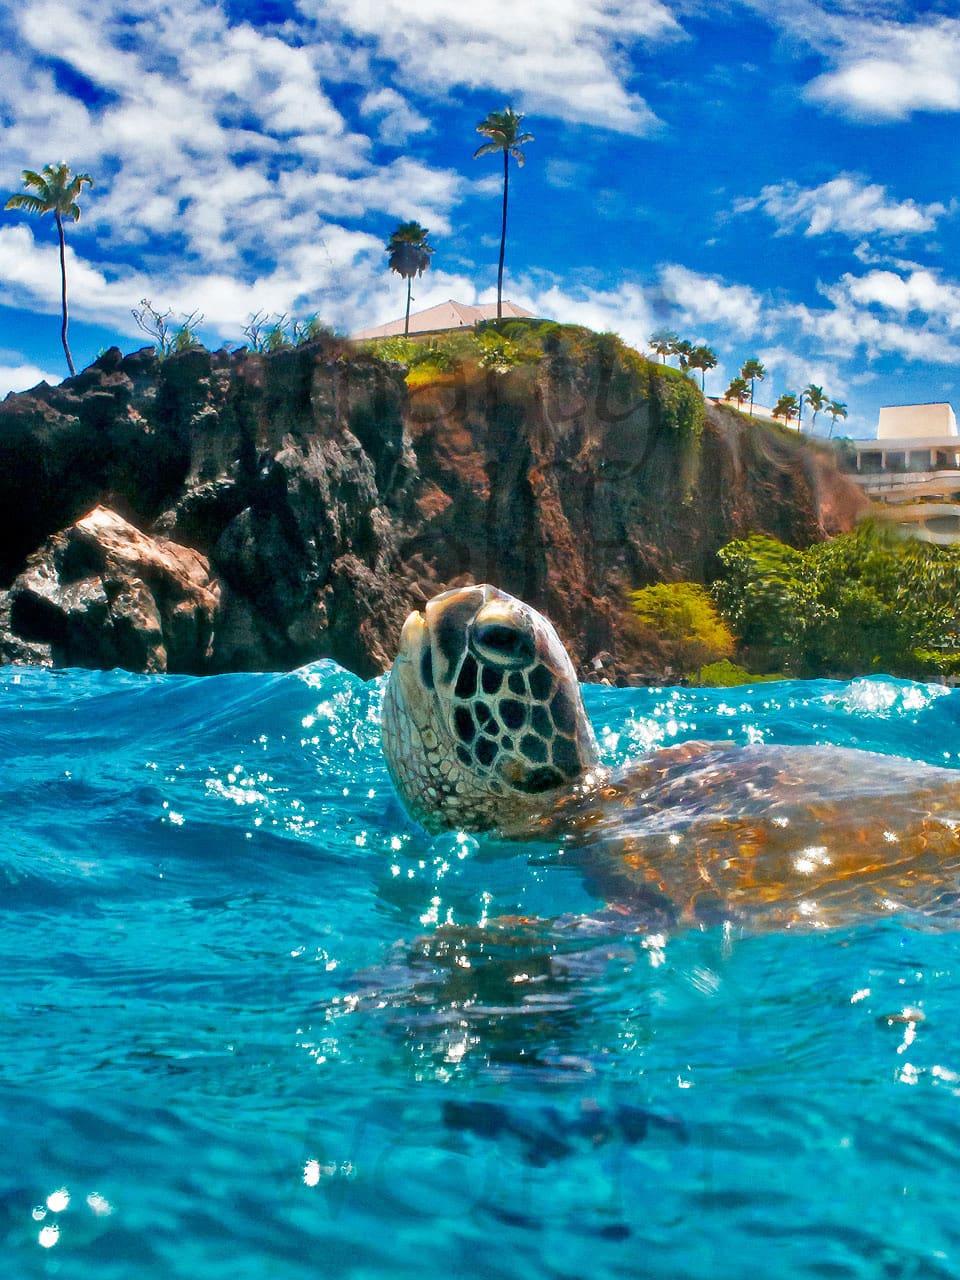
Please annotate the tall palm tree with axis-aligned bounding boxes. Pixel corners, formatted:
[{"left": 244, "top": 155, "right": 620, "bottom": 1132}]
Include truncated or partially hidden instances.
[
  {"left": 5, "top": 163, "right": 93, "bottom": 376},
  {"left": 725, "top": 376, "right": 751, "bottom": 412},
  {"left": 473, "top": 107, "right": 534, "bottom": 320},
  {"left": 804, "top": 384, "right": 825, "bottom": 432},
  {"left": 740, "top": 358, "right": 765, "bottom": 417},
  {"left": 826, "top": 399, "right": 848, "bottom": 438},
  {"left": 386, "top": 221, "right": 434, "bottom": 337},
  {"left": 687, "top": 344, "right": 718, "bottom": 391},
  {"left": 649, "top": 329, "right": 679, "bottom": 364}
]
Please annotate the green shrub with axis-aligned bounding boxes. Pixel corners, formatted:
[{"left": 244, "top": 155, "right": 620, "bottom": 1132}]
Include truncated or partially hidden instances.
[
  {"left": 630, "top": 581, "right": 734, "bottom": 677},
  {"left": 698, "top": 659, "right": 782, "bottom": 687},
  {"left": 713, "top": 522, "right": 960, "bottom": 679}
]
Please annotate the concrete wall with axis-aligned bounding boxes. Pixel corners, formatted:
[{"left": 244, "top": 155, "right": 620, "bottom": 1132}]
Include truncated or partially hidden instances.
[{"left": 877, "top": 403, "right": 957, "bottom": 439}]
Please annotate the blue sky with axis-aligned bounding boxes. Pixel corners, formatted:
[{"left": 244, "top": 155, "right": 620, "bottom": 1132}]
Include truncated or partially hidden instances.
[{"left": 2, "top": 0, "right": 960, "bottom": 436}]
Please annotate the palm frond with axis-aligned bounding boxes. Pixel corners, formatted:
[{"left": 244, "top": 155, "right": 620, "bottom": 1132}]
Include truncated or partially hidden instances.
[
  {"left": 5, "top": 164, "right": 93, "bottom": 219},
  {"left": 473, "top": 141, "right": 503, "bottom": 159},
  {"left": 4, "top": 194, "right": 47, "bottom": 214}
]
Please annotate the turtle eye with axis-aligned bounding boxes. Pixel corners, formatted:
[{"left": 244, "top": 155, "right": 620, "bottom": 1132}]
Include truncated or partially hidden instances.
[{"left": 473, "top": 621, "right": 536, "bottom": 667}]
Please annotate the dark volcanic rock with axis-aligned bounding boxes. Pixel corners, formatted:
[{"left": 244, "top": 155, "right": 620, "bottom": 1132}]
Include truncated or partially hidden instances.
[
  {"left": 0, "top": 336, "right": 868, "bottom": 679},
  {"left": 6, "top": 506, "right": 219, "bottom": 673}
]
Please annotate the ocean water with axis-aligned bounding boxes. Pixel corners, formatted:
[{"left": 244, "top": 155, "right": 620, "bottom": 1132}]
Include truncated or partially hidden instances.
[{"left": 4, "top": 662, "right": 960, "bottom": 1279}]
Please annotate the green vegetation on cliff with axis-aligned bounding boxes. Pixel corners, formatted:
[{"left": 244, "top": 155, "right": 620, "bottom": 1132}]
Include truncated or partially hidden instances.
[
  {"left": 713, "top": 523, "right": 960, "bottom": 680},
  {"left": 361, "top": 318, "right": 705, "bottom": 444}
]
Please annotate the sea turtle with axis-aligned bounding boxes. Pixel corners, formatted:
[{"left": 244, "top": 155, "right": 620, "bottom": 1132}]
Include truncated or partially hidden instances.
[{"left": 381, "top": 584, "right": 960, "bottom": 930}]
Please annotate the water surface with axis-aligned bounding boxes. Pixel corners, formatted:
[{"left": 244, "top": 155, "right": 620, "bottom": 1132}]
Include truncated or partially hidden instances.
[{"left": 3, "top": 664, "right": 960, "bottom": 1278}]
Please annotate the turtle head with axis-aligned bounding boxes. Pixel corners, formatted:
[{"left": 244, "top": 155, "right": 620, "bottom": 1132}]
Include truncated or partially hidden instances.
[{"left": 381, "top": 584, "right": 601, "bottom": 833}]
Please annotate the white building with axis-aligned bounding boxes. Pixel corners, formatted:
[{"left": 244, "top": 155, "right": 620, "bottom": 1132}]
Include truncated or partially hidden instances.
[
  {"left": 877, "top": 402, "right": 958, "bottom": 439},
  {"left": 350, "top": 299, "right": 535, "bottom": 341},
  {"left": 848, "top": 403, "right": 960, "bottom": 544}
]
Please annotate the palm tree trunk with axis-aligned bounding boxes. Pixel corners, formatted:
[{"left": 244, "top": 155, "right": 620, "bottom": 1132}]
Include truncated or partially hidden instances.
[
  {"left": 404, "top": 275, "right": 412, "bottom": 337},
  {"left": 749, "top": 378, "right": 754, "bottom": 415},
  {"left": 56, "top": 211, "right": 76, "bottom": 377},
  {"left": 497, "top": 150, "right": 508, "bottom": 320}
]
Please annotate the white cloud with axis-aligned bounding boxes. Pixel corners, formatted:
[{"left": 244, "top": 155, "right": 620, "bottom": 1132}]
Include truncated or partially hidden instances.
[
  {"left": 515, "top": 279, "right": 657, "bottom": 351},
  {"left": 2, "top": 0, "right": 456, "bottom": 272},
  {"left": 786, "top": 267, "right": 960, "bottom": 367},
  {"left": 360, "top": 89, "right": 430, "bottom": 146},
  {"left": 0, "top": 221, "right": 389, "bottom": 341},
  {"left": 657, "top": 265, "right": 763, "bottom": 338},
  {"left": 744, "top": 3, "right": 960, "bottom": 122},
  {"left": 737, "top": 175, "right": 947, "bottom": 239},
  {"left": 753, "top": 346, "right": 843, "bottom": 402},
  {"left": 544, "top": 160, "right": 583, "bottom": 190},
  {"left": 835, "top": 269, "right": 960, "bottom": 323},
  {"left": 306, "top": 0, "right": 679, "bottom": 134},
  {"left": 806, "top": 17, "right": 960, "bottom": 121},
  {"left": 0, "top": 363, "right": 62, "bottom": 397},
  {"left": 284, "top": 158, "right": 465, "bottom": 235}
]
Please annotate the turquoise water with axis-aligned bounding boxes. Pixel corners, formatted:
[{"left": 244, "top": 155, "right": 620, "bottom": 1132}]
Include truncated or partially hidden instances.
[{"left": 4, "top": 663, "right": 960, "bottom": 1279}]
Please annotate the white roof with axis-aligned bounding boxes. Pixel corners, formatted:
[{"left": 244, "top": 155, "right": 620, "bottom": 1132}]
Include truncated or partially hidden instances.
[{"left": 350, "top": 299, "right": 536, "bottom": 340}]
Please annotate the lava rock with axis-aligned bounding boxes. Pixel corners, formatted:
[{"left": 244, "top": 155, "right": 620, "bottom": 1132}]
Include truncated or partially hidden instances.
[{"left": 6, "top": 505, "right": 220, "bottom": 673}]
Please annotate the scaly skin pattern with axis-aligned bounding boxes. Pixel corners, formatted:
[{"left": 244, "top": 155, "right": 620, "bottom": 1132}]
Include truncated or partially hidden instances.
[
  {"left": 382, "top": 587, "right": 960, "bottom": 929},
  {"left": 381, "top": 584, "right": 602, "bottom": 833}
]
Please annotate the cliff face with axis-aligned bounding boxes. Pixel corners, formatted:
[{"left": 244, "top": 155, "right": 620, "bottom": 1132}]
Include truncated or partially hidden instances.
[{"left": 0, "top": 335, "right": 868, "bottom": 680}]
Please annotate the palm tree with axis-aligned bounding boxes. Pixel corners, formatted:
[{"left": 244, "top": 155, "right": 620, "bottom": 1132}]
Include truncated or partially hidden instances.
[
  {"left": 687, "top": 344, "right": 718, "bottom": 392},
  {"left": 740, "top": 359, "right": 765, "bottom": 418},
  {"left": 725, "top": 376, "right": 751, "bottom": 412},
  {"left": 804, "top": 384, "right": 825, "bottom": 432},
  {"left": 473, "top": 107, "right": 534, "bottom": 320},
  {"left": 772, "top": 393, "right": 800, "bottom": 427},
  {"left": 826, "top": 399, "right": 848, "bottom": 438},
  {"left": 674, "top": 339, "right": 693, "bottom": 371},
  {"left": 649, "top": 329, "right": 679, "bottom": 364},
  {"left": 386, "top": 221, "right": 434, "bottom": 337},
  {"left": 5, "top": 163, "right": 93, "bottom": 376}
]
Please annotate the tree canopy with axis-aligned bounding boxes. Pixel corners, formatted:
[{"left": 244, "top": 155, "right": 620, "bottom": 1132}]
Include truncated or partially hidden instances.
[
  {"left": 630, "top": 581, "right": 734, "bottom": 677},
  {"left": 826, "top": 399, "right": 848, "bottom": 437},
  {"left": 713, "top": 524, "right": 960, "bottom": 679},
  {"left": 725, "top": 375, "right": 751, "bottom": 410},
  {"left": 386, "top": 220, "right": 435, "bottom": 336},
  {"left": 772, "top": 392, "right": 799, "bottom": 426},
  {"left": 649, "top": 329, "right": 679, "bottom": 363},
  {"left": 740, "top": 358, "right": 765, "bottom": 416},
  {"left": 687, "top": 344, "right": 718, "bottom": 390}
]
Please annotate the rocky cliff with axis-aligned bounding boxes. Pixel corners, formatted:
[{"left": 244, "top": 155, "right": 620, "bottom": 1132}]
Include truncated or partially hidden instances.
[{"left": 0, "top": 329, "right": 868, "bottom": 680}]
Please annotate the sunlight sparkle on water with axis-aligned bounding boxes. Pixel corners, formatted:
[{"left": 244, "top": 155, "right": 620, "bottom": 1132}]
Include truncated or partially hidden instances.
[
  {"left": 86, "top": 1193, "right": 113, "bottom": 1216},
  {"left": 824, "top": 678, "right": 950, "bottom": 719}
]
